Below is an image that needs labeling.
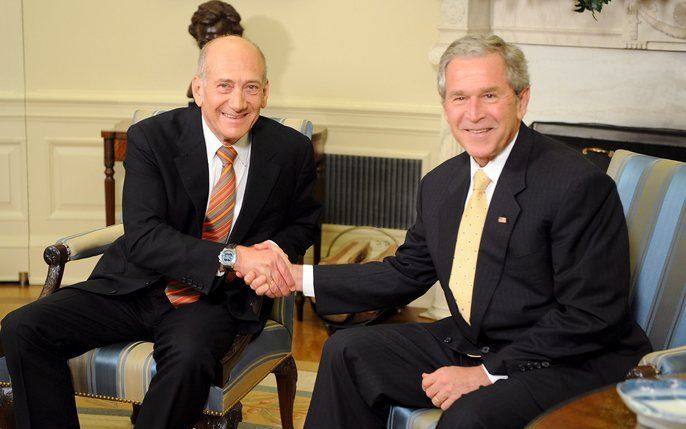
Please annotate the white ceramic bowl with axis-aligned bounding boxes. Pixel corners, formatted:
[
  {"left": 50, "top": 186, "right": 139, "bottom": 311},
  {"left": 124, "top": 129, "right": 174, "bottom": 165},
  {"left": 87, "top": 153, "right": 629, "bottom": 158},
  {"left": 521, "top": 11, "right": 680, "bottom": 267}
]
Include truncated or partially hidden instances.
[{"left": 616, "top": 378, "right": 686, "bottom": 429}]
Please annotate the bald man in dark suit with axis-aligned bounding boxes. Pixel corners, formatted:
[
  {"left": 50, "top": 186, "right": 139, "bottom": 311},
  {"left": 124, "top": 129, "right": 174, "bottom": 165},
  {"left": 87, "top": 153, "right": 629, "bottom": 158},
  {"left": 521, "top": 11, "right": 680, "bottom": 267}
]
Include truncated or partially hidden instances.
[{"left": 1, "top": 36, "right": 319, "bottom": 429}]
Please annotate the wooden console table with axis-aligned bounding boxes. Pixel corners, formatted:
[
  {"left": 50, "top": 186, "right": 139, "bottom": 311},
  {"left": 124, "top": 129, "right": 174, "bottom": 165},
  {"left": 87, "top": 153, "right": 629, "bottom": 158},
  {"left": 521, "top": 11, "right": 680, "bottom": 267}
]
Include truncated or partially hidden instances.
[{"left": 101, "top": 121, "right": 327, "bottom": 266}]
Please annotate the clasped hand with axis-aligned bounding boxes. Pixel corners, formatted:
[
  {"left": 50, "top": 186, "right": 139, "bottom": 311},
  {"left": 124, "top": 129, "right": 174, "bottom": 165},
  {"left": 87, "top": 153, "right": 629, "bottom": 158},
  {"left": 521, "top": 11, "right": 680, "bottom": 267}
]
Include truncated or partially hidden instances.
[
  {"left": 421, "top": 365, "right": 491, "bottom": 410},
  {"left": 234, "top": 242, "right": 295, "bottom": 298}
]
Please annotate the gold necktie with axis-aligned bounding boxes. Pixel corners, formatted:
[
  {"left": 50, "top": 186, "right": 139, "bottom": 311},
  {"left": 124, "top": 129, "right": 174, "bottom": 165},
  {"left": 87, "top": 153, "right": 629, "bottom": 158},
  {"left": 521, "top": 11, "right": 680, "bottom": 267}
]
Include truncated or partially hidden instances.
[{"left": 449, "top": 169, "right": 491, "bottom": 324}]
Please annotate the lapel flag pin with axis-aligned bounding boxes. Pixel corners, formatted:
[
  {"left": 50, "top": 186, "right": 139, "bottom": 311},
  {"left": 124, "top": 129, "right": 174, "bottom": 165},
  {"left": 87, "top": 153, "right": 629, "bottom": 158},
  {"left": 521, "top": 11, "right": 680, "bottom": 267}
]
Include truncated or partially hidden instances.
[{"left": 498, "top": 216, "right": 508, "bottom": 224}]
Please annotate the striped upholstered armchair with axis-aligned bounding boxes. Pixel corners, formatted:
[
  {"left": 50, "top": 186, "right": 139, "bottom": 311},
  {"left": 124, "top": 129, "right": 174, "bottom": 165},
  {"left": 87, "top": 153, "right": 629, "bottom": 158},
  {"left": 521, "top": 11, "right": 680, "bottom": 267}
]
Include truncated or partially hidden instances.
[
  {"left": 388, "top": 149, "right": 686, "bottom": 429},
  {"left": 0, "top": 117, "right": 313, "bottom": 429}
]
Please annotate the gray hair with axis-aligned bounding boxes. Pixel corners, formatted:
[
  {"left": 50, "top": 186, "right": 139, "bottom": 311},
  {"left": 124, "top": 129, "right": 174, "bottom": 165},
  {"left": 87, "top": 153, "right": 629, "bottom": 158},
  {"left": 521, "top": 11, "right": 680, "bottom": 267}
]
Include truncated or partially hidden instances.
[
  {"left": 197, "top": 35, "right": 268, "bottom": 84},
  {"left": 437, "top": 34, "right": 529, "bottom": 99}
]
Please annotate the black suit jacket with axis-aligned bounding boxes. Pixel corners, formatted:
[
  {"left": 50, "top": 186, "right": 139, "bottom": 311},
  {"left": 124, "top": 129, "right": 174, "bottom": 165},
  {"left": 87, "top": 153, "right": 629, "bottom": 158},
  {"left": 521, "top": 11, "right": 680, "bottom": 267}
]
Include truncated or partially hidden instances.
[
  {"left": 78, "top": 106, "right": 320, "bottom": 333},
  {"left": 313, "top": 123, "right": 650, "bottom": 408}
]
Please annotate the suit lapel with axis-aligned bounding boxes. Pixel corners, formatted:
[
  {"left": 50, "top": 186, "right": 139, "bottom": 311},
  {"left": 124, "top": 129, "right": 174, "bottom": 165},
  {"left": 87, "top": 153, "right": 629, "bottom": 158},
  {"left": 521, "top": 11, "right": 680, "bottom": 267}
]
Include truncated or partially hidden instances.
[
  {"left": 469, "top": 124, "right": 531, "bottom": 334},
  {"left": 438, "top": 155, "right": 470, "bottom": 281},
  {"left": 174, "top": 108, "right": 210, "bottom": 234},
  {"left": 229, "top": 117, "right": 281, "bottom": 244}
]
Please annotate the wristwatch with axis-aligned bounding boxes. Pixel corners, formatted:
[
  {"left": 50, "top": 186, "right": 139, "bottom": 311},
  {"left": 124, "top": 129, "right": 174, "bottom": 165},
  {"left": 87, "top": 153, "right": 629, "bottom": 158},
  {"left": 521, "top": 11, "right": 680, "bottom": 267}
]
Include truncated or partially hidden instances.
[{"left": 218, "top": 244, "right": 238, "bottom": 270}]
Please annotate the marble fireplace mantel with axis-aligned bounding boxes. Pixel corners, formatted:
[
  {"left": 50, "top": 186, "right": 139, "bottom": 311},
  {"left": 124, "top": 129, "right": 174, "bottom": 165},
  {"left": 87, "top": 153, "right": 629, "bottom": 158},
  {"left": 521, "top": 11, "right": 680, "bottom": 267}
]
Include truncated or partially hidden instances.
[{"left": 429, "top": 0, "right": 686, "bottom": 66}]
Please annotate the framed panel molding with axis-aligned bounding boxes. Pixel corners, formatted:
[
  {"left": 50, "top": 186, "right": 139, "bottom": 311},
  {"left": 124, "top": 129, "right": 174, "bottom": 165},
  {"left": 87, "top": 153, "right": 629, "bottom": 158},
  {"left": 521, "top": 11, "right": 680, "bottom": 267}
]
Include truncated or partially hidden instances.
[
  {"left": 0, "top": 139, "right": 27, "bottom": 220},
  {"left": 46, "top": 137, "right": 107, "bottom": 220}
]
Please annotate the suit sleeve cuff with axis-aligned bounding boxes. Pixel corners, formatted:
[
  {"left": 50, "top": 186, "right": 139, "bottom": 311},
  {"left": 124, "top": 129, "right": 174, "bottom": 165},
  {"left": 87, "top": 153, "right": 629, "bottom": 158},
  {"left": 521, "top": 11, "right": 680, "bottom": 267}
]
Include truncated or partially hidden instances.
[
  {"left": 302, "top": 265, "right": 315, "bottom": 297},
  {"left": 482, "top": 365, "right": 508, "bottom": 384}
]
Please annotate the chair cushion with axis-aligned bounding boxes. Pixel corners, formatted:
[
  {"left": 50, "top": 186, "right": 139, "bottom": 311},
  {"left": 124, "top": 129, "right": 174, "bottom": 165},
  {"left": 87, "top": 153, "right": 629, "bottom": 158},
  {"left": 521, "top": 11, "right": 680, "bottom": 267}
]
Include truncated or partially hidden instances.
[
  {"left": 388, "top": 406, "right": 441, "bottom": 429},
  {"left": 0, "top": 320, "right": 291, "bottom": 415}
]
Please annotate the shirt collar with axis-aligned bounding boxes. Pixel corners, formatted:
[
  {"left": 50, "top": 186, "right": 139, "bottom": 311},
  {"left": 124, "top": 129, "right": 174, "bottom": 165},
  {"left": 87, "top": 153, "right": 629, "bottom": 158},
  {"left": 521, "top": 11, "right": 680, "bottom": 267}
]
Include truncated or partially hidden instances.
[
  {"left": 469, "top": 130, "right": 519, "bottom": 185},
  {"left": 202, "top": 116, "right": 250, "bottom": 168}
]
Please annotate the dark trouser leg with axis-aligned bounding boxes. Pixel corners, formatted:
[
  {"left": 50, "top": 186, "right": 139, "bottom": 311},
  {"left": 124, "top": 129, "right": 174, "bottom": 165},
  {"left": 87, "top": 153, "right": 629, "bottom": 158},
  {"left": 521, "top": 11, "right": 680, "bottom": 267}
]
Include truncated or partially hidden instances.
[
  {"left": 437, "top": 377, "right": 543, "bottom": 429},
  {"left": 305, "top": 323, "right": 457, "bottom": 429},
  {"left": 0, "top": 288, "right": 155, "bottom": 429},
  {"left": 133, "top": 293, "right": 237, "bottom": 429}
]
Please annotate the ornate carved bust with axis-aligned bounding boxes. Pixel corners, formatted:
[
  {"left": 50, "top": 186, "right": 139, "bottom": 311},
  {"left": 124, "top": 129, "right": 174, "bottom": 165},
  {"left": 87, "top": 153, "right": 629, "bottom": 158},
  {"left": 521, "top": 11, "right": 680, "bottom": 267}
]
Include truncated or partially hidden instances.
[{"left": 187, "top": 1, "right": 244, "bottom": 97}]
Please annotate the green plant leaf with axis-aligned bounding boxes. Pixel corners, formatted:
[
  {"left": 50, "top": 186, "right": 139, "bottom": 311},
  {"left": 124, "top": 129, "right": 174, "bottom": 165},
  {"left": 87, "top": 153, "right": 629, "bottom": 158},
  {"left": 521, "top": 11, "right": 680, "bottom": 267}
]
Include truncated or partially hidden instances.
[{"left": 574, "top": 0, "right": 612, "bottom": 19}]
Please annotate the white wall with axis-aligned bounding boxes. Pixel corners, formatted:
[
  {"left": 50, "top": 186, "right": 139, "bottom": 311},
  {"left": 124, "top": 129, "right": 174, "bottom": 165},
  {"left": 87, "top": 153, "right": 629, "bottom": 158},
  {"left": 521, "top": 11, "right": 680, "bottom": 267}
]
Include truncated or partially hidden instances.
[{"left": 0, "top": 0, "right": 29, "bottom": 281}]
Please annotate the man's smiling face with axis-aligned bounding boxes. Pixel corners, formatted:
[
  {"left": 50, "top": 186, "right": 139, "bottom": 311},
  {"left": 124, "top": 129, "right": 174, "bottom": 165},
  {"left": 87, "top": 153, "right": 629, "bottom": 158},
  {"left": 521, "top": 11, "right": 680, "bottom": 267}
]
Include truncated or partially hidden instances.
[
  {"left": 192, "top": 36, "right": 269, "bottom": 145},
  {"left": 443, "top": 53, "right": 529, "bottom": 167}
]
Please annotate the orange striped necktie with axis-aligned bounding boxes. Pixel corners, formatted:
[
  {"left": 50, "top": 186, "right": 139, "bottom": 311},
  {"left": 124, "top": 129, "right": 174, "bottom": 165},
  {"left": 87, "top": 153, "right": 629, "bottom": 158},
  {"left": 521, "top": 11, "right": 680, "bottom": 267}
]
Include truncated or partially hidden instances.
[{"left": 165, "top": 144, "right": 238, "bottom": 307}]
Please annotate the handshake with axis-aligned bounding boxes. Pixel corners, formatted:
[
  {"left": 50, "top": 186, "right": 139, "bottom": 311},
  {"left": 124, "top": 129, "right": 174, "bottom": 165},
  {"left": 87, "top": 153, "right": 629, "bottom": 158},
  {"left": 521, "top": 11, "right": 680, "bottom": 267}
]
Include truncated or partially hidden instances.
[{"left": 233, "top": 242, "right": 304, "bottom": 299}]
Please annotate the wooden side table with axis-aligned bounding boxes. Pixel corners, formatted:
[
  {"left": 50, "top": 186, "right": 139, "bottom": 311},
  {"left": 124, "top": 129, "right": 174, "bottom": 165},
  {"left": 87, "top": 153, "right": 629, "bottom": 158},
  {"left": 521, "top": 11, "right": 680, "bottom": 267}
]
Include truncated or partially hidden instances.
[
  {"left": 526, "top": 384, "right": 635, "bottom": 429},
  {"left": 101, "top": 120, "right": 131, "bottom": 227}
]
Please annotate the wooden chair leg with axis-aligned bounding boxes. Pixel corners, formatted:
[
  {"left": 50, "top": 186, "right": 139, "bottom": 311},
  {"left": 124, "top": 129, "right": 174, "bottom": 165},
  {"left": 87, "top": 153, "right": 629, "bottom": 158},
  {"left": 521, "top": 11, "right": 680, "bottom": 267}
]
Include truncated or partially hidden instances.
[
  {"left": 0, "top": 386, "right": 15, "bottom": 429},
  {"left": 195, "top": 402, "right": 242, "bottom": 429},
  {"left": 273, "top": 355, "right": 297, "bottom": 429},
  {"left": 130, "top": 403, "right": 141, "bottom": 424}
]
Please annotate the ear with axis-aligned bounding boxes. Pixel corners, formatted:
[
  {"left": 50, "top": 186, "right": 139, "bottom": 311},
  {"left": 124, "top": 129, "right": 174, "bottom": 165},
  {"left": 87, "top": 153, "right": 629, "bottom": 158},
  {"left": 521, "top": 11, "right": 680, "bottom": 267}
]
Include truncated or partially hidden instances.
[
  {"left": 260, "top": 80, "right": 270, "bottom": 109},
  {"left": 192, "top": 75, "right": 204, "bottom": 107},
  {"left": 516, "top": 86, "right": 530, "bottom": 120}
]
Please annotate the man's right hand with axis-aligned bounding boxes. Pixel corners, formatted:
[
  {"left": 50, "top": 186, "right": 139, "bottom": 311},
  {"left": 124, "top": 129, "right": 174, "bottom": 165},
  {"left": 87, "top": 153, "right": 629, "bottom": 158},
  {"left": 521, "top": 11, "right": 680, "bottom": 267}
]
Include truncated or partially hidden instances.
[{"left": 233, "top": 243, "right": 294, "bottom": 297}]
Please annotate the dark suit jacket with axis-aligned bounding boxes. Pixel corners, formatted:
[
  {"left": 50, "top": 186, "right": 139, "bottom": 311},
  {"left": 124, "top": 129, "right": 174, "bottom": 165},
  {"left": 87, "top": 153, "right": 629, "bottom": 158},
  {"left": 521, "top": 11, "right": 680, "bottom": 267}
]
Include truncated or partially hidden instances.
[
  {"left": 313, "top": 123, "right": 650, "bottom": 409},
  {"left": 77, "top": 106, "right": 320, "bottom": 333}
]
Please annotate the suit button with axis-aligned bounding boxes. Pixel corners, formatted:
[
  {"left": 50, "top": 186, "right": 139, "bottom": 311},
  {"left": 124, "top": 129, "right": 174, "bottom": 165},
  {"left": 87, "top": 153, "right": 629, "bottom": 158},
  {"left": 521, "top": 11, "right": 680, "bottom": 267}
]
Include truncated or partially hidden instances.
[
  {"left": 519, "top": 365, "right": 526, "bottom": 372},
  {"left": 535, "top": 362, "right": 542, "bottom": 369},
  {"left": 443, "top": 337, "right": 452, "bottom": 344},
  {"left": 481, "top": 346, "right": 490, "bottom": 354},
  {"left": 542, "top": 361, "right": 550, "bottom": 368}
]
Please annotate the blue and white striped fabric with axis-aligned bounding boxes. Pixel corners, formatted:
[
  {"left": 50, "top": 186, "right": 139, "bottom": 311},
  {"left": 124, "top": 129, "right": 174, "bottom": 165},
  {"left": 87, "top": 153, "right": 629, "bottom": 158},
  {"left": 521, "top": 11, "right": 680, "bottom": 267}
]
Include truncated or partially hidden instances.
[{"left": 607, "top": 150, "right": 686, "bottom": 350}]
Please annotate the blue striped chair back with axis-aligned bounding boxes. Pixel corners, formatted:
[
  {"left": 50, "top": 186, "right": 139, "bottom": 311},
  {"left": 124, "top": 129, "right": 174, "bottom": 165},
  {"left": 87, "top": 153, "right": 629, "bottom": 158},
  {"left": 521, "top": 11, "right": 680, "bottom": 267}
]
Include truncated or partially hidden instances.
[{"left": 607, "top": 150, "right": 686, "bottom": 350}]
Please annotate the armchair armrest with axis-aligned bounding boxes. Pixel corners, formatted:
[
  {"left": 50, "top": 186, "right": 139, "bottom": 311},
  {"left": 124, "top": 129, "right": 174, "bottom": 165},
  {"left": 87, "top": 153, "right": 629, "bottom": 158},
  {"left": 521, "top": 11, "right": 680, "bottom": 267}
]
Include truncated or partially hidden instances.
[
  {"left": 58, "top": 224, "right": 124, "bottom": 261},
  {"left": 626, "top": 345, "right": 686, "bottom": 379},
  {"left": 41, "top": 225, "right": 124, "bottom": 298}
]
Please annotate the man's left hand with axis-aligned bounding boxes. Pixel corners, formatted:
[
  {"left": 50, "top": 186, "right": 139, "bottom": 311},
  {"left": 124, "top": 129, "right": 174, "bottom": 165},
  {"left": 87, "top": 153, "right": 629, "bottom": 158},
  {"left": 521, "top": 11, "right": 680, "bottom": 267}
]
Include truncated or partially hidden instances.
[{"left": 421, "top": 365, "right": 491, "bottom": 410}]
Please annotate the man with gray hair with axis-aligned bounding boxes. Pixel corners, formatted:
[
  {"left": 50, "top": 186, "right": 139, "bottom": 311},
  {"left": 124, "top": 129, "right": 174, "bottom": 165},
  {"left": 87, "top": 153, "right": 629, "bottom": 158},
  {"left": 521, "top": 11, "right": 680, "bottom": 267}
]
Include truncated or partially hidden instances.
[{"left": 247, "top": 34, "right": 651, "bottom": 428}]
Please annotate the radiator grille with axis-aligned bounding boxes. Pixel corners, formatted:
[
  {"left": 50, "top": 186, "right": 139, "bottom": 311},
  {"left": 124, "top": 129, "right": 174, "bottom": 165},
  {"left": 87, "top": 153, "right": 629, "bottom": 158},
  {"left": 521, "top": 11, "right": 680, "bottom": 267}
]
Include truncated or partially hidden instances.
[{"left": 323, "top": 154, "right": 421, "bottom": 229}]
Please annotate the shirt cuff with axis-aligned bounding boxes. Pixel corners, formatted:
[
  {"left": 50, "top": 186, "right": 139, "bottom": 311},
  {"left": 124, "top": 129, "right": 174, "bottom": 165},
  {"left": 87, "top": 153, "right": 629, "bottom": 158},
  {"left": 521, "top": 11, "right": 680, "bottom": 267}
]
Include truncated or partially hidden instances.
[
  {"left": 302, "top": 264, "right": 315, "bottom": 297},
  {"left": 482, "top": 365, "right": 508, "bottom": 384}
]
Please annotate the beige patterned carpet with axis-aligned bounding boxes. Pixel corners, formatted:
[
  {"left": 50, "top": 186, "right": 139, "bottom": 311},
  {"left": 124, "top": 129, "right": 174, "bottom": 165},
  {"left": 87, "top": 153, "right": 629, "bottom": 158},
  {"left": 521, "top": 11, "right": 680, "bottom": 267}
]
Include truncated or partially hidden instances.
[{"left": 74, "top": 361, "right": 317, "bottom": 429}]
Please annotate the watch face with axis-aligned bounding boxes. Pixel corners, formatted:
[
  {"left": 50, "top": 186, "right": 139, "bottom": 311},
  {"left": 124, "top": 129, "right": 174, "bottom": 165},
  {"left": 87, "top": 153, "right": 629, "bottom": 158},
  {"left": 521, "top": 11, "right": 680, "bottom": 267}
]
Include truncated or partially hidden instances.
[{"left": 220, "top": 248, "right": 236, "bottom": 267}]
